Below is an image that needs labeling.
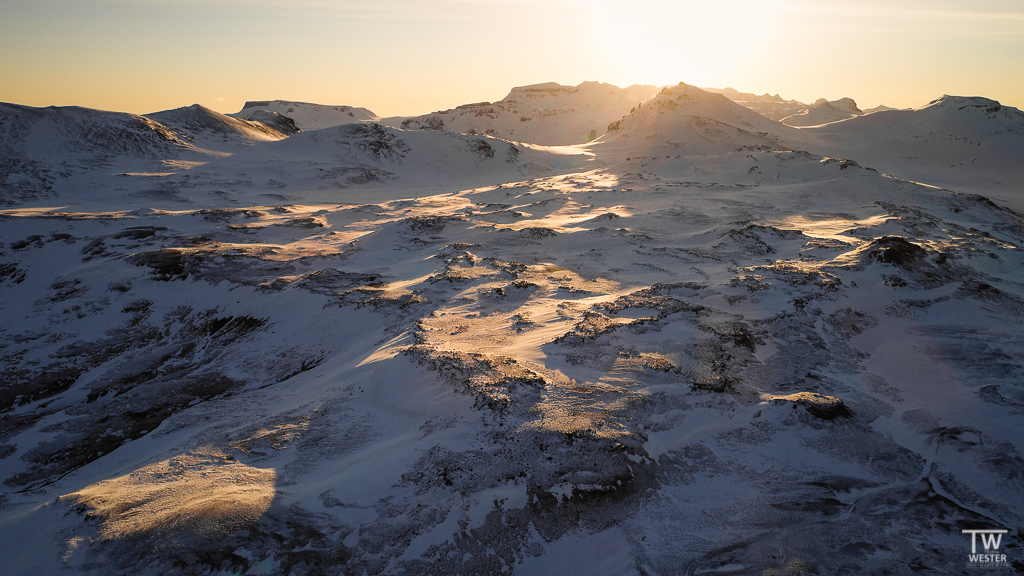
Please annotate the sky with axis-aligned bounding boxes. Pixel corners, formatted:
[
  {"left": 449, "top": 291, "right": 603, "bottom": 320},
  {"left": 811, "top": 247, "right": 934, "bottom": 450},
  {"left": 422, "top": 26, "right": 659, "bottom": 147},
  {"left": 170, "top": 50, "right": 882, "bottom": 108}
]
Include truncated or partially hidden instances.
[{"left": 1, "top": 0, "right": 1022, "bottom": 117}]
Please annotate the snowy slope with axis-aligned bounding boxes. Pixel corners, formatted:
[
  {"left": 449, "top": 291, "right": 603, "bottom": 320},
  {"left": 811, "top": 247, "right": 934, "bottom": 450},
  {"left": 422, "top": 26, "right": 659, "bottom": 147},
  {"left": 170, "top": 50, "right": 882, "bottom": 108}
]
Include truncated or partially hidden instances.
[
  {"left": 1, "top": 84, "right": 1023, "bottom": 576},
  {"left": 231, "top": 100, "right": 379, "bottom": 131},
  {"left": 0, "top": 102, "right": 222, "bottom": 206},
  {"left": 802, "top": 95, "right": 1024, "bottom": 208},
  {"left": 396, "top": 81, "right": 660, "bottom": 146},
  {"left": 94, "top": 123, "right": 594, "bottom": 209},
  {"left": 147, "top": 104, "right": 294, "bottom": 151},
  {"left": 592, "top": 82, "right": 803, "bottom": 156},
  {"left": 3, "top": 102, "right": 586, "bottom": 211},
  {"left": 0, "top": 103, "right": 196, "bottom": 164}
]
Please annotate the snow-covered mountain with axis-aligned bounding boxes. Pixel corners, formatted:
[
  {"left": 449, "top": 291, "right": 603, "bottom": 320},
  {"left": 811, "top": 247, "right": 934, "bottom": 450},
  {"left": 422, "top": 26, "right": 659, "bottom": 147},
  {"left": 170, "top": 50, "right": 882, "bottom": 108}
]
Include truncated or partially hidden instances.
[
  {"left": 818, "top": 96, "right": 862, "bottom": 116},
  {"left": 0, "top": 103, "right": 221, "bottom": 206},
  {"left": 0, "top": 98, "right": 590, "bottom": 211},
  {"left": 702, "top": 86, "right": 810, "bottom": 121},
  {"left": 706, "top": 88, "right": 897, "bottom": 126},
  {"left": 0, "top": 103, "right": 196, "bottom": 164},
  {"left": 781, "top": 97, "right": 864, "bottom": 127},
  {"left": 803, "top": 94, "right": 1024, "bottom": 207},
  {"left": 147, "top": 104, "right": 295, "bottom": 151},
  {"left": 231, "top": 100, "right": 379, "bottom": 131},
  {"left": 395, "top": 81, "right": 660, "bottom": 145},
  {"left": 593, "top": 82, "right": 801, "bottom": 154},
  {"left": 1, "top": 83, "right": 1023, "bottom": 576},
  {"left": 862, "top": 103, "right": 904, "bottom": 114},
  {"left": 166, "top": 122, "right": 591, "bottom": 206}
]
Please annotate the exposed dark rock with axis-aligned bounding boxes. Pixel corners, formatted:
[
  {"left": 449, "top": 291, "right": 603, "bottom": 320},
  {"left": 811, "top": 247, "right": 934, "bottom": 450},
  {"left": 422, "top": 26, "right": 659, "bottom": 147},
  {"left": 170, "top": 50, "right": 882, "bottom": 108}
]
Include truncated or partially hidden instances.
[
  {"left": 866, "top": 236, "right": 928, "bottom": 267},
  {"left": 762, "top": 392, "right": 851, "bottom": 419}
]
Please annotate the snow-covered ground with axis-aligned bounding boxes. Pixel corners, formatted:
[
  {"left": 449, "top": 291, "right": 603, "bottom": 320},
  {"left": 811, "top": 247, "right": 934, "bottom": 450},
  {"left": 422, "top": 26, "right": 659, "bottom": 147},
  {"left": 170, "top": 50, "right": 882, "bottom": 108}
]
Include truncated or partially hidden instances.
[{"left": 1, "top": 82, "right": 1022, "bottom": 575}]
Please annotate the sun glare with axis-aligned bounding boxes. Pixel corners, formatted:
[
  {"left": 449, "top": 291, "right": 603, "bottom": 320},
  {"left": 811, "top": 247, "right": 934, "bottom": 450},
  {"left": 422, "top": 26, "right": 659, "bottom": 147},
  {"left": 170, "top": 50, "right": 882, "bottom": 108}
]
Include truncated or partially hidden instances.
[{"left": 588, "top": 0, "right": 777, "bottom": 88}]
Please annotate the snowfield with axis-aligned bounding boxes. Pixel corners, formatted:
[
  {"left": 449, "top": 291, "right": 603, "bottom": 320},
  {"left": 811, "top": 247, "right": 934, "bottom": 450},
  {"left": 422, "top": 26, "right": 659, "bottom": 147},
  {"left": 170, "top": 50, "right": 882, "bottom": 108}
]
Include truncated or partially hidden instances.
[{"left": 1, "top": 81, "right": 1022, "bottom": 575}]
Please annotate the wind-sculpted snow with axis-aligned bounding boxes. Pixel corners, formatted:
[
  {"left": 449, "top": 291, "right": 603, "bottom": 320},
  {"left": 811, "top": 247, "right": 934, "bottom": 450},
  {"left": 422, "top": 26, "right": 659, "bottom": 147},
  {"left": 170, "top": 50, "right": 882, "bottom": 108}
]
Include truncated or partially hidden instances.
[
  {"left": 1, "top": 85, "right": 1024, "bottom": 575},
  {"left": 0, "top": 109, "right": 574, "bottom": 210},
  {"left": 147, "top": 104, "right": 294, "bottom": 150},
  {"left": 0, "top": 101, "right": 311, "bottom": 207},
  {"left": 0, "top": 103, "right": 212, "bottom": 206},
  {"left": 66, "top": 446, "right": 277, "bottom": 540},
  {"left": 0, "top": 103, "right": 188, "bottom": 160}
]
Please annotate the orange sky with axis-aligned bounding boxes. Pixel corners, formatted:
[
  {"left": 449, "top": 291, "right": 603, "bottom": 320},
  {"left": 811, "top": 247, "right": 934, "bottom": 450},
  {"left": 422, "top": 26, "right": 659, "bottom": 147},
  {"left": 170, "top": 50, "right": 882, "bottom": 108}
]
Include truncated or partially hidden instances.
[{"left": 2, "top": 0, "right": 1022, "bottom": 116}]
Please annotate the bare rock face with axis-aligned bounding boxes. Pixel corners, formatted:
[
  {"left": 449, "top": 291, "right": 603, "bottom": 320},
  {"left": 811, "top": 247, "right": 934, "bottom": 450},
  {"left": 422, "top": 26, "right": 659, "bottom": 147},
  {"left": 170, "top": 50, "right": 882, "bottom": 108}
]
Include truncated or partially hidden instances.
[
  {"left": 243, "top": 109, "right": 301, "bottom": 136},
  {"left": 866, "top": 236, "right": 929, "bottom": 267}
]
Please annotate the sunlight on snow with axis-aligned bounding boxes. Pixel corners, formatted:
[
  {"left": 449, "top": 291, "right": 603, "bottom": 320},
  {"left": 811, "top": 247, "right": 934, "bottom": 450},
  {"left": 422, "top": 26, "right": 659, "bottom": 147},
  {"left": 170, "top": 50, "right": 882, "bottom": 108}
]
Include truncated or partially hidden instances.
[
  {"left": 762, "top": 213, "right": 897, "bottom": 243},
  {"left": 63, "top": 447, "right": 275, "bottom": 540}
]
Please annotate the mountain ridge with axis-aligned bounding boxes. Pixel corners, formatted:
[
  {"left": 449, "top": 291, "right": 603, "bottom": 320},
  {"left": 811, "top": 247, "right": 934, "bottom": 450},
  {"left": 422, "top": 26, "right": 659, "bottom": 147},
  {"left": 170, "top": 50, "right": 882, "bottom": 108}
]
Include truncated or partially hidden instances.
[
  {"left": 396, "top": 81, "right": 660, "bottom": 145},
  {"left": 231, "top": 100, "right": 379, "bottom": 131}
]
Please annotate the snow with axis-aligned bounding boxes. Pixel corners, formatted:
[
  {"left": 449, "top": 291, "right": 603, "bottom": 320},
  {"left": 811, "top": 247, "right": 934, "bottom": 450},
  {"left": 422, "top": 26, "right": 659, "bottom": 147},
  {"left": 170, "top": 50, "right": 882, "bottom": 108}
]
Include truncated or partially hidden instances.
[
  {"left": 395, "top": 81, "right": 660, "bottom": 146},
  {"left": 147, "top": 104, "right": 293, "bottom": 150},
  {"left": 591, "top": 82, "right": 804, "bottom": 156},
  {"left": 780, "top": 98, "right": 862, "bottom": 127},
  {"left": 66, "top": 446, "right": 276, "bottom": 540},
  {"left": 707, "top": 88, "right": 880, "bottom": 125},
  {"left": 798, "top": 94, "right": 1024, "bottom": 210},
  {"left": 231, "top": 100, "right": 379, "bottom": 131},
  {"left": 516, "top": 527, "right": 638, "bottom": 576},
  {"left": 1, "top": 81, "right": 1023, "bottom": 575}
]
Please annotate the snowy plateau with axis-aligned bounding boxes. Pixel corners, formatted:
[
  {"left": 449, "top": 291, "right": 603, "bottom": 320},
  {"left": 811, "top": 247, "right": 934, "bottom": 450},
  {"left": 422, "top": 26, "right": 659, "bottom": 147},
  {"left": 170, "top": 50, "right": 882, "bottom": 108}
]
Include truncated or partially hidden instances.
[{"left": 0, "top": 81, "right": 1023, "bottom": 575}]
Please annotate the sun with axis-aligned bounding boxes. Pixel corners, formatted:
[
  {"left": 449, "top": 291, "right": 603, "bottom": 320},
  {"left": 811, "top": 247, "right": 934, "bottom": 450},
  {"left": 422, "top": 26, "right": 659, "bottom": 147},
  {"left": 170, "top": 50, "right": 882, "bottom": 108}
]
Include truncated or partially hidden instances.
[{"left": 586, "top": 0, "right": 778, "bottom": 88}]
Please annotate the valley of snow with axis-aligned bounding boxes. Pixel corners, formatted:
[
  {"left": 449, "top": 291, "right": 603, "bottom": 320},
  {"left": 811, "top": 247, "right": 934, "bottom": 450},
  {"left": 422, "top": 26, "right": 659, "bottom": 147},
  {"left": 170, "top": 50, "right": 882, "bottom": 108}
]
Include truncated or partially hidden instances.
[{"left": 1, "top": 81, "right": 1022, "bottom": 575}]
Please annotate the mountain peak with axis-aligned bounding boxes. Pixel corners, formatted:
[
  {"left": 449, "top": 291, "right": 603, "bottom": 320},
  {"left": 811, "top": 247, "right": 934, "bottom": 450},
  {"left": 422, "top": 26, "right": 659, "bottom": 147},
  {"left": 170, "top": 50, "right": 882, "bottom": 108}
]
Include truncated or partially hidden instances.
[
  {"left": 146, "top": 104, "right": 291, "bottom": 148},
  {"left": 397, "top": 81, "right": 660, "bottom": 146},
  {"left": 829, "top": 97, "right": 862, "bottom": 115},
  {"left": 596, "top": 81, "right": 793, "bottom": 153},
  {"left": 648, "top": 82, "right": 736, "bottom": 110},
  {"left": 509, "top": 81, "right": 566, "bottom": 92},
  {"left": 780, "top": 98, "right": 862, "bottom": 127},
  {"left": 231, "top": 101, "right": 378, "bottom": 131},
  {"left": 924, "top": 94, "right": 1003, "bottom": 112}
]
